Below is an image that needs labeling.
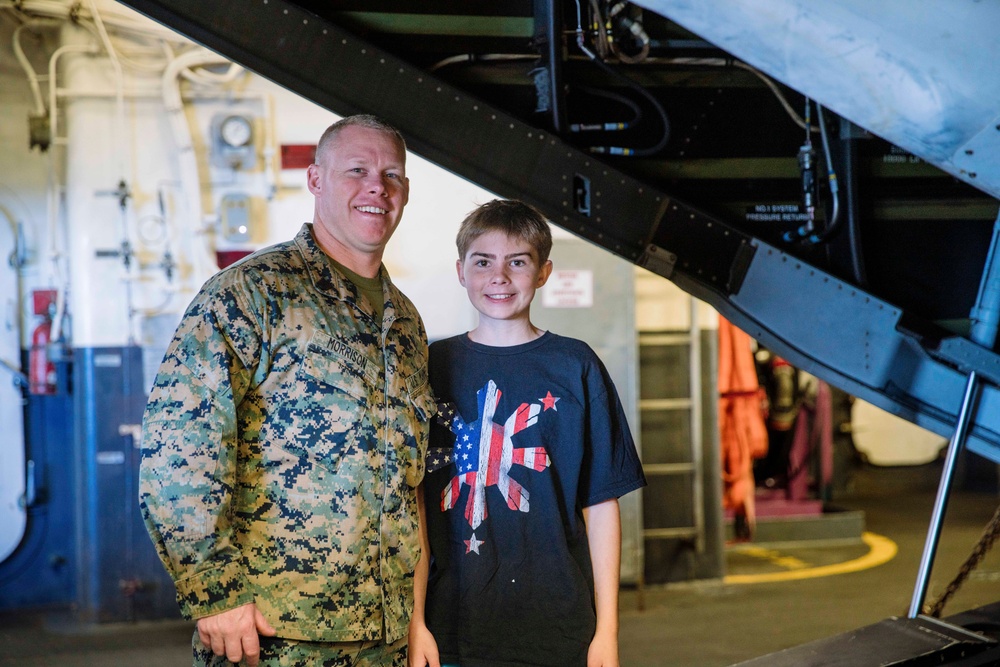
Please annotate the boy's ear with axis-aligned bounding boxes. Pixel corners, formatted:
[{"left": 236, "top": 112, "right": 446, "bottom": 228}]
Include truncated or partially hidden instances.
[
  {"left": 536, "top": 259, "right": 553, "bottom": 288},
  {"left": 456, "top": 258, "right": 466, "bottom": 286}
]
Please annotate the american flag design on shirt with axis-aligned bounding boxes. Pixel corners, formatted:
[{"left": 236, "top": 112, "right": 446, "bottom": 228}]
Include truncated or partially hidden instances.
[{"left": 427, "top": 380, "right": 554, "bottom": 550}]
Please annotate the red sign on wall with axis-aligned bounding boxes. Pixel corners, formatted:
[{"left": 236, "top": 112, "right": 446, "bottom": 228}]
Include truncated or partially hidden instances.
[{"left": 281, "top": 144, "right": 316, "bottom": 170}]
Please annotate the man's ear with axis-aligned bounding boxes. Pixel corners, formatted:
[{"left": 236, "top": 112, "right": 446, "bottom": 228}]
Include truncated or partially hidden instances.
[
  {"left": 306, "top": 163, "right": 321, "bottom": 196},
  {"left": 456, "top": 258, "right": 466, "bottom": 287},
  {"left": 536, "top": 259, "right": 553, "bottom": 288}
]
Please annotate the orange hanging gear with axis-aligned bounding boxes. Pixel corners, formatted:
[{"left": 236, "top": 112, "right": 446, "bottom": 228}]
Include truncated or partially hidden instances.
[{"left": 718, "top": 315, "right": 769, "bottom": 539}]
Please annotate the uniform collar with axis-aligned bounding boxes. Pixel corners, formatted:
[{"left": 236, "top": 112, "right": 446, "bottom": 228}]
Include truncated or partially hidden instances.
[{"left": 294, "top": 223, "right": 418, "bottom": 325}]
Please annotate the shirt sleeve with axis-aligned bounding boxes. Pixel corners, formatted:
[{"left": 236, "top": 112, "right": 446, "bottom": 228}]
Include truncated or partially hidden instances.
[
  {"left": 578, "top": 356, "right": 647, "bottom": 508},
  {"left": 138, "top": 274, "right": 261, "bottom": 619}
]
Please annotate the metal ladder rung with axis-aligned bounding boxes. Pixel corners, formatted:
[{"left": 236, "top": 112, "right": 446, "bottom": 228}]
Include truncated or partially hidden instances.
[
  {"left": 639, "top": 332, "right": 692, "bottom": 346},
  {"left": 644, "top": 527, "right": 699, "bottom": 540},
  {"left": 640, "top": 398, "right": 693, "bottom": 410},
  {"left": 644, "top": 462, "right": 695, "bottom": 475}
]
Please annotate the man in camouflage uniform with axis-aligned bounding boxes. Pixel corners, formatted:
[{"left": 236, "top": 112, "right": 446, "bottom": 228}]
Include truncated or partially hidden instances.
[{"left": 139, "top": 115, "right": 435, "bottom": 667}]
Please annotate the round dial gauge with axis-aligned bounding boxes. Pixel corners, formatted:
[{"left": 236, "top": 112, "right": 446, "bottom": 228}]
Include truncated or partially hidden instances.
[{"left": 220, "top": 115, "right": 252, "bottom": 147}]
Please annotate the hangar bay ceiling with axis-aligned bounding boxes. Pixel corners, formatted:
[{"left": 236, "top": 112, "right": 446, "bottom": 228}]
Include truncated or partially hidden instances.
[{"left": 115, "top": 0, "right": 1000, "bottom": 463}]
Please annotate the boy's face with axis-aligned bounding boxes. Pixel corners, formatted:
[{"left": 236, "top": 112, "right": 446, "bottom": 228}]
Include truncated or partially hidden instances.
[{"left": 457, "top": 230, "right": 553, "bottom": 328}]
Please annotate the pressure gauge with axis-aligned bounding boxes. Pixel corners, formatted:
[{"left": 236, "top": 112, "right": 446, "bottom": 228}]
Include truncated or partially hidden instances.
[
  {"left": 211, "top": 112, "right": 256, "bottom": 169},
  {"left": 219, "top": 115, "right": 253, "bottom": 148}
]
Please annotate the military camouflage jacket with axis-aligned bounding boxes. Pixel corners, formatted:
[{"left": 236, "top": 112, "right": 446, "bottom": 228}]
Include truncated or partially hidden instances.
[{"left": 139, "top": 223, "right": 433, "bottom": 643}]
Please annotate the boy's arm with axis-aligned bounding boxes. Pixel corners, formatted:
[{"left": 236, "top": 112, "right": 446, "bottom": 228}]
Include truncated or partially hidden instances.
[
  {"left": 584, "top": 498, "right": 622, "bottom": 667},
  {"left": 408, "top": 483, "right": 440, "bottom": 667}
]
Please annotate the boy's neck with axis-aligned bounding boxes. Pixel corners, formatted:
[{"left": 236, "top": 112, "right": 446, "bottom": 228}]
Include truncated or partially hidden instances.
[{"left": 467, "top": 319, "right": 545, "bottom": 347}]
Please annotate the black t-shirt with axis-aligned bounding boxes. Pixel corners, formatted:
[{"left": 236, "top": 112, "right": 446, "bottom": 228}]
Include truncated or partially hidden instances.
[{"left": 423, "top": 332, "right": 646, "bottom": 667}]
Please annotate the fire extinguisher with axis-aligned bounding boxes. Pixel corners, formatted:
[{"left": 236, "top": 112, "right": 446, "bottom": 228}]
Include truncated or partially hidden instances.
[{"left": 29, "top": 289, "right": 58, "bottom": 395}]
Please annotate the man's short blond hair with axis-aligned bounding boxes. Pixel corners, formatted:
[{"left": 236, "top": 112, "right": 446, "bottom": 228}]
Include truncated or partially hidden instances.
[{"left": 314, "top": 115, "right": 406, "bottom": 165}]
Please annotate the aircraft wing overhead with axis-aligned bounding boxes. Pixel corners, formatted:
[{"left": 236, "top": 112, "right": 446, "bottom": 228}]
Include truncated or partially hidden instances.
[
  {"left": 116, "top": 0, "right": 1000, "bottom": 461},
  {"left": 635, "top": 0, "right": 1000, "bottom": 201}
]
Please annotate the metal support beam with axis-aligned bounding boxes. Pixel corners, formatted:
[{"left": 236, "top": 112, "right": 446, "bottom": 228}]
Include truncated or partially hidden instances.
[{"left": 909, "top": 371, "right": 981, "bottom": 618}]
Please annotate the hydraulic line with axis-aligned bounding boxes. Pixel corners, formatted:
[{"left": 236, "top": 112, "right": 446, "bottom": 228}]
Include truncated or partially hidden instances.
[
  {"left": 782, "top": 99, "right": 816, "bottom": 242},
  {"left": 571, "top": 0, "right": 669, "bottom": 157},
  {"left": 568, "top": 84, "right": 641, "bottom": 133},
  {"left": 578, "top": 57, "right": 669, "bottom": 157},
  {"left": 783, "top": 100, "right": 842, "bottom": 245},
  {"left": 607, "top": 1, "right": 650, "bottom": 64},
  {"left": 803, "top": 104, "right": 842, "bottom": 244}
]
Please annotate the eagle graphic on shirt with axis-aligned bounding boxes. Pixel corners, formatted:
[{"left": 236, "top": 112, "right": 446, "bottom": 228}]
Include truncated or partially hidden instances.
[{"left": 427, "top": 380, "right": 558, "bottom": 546}]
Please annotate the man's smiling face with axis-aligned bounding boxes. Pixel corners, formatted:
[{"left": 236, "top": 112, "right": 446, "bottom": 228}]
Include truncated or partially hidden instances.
[{"left": 307, "top": 124, "right": 409, "bottom": 273}]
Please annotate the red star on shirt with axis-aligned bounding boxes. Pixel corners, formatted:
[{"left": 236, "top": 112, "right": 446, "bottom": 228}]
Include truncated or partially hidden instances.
[{"left": 539, "top": 391, "right": 560, "bottom": 411}]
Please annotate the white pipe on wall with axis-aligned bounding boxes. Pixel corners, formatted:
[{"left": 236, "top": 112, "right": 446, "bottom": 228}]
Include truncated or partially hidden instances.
[
  {"left": 161, "top": 48, "right": 235, "bottom": 289},
  {"left": 0, "top": 0, "right": 189, "bottom": 42},
  {"left": 46, "top": 41, "right": 97, "bottom": 345},
  {"left": 12, "top": 22, "right": 50, "bottom": 117},
  {"left": 86, "top": 0, "right": 127, "bottom": 183}
]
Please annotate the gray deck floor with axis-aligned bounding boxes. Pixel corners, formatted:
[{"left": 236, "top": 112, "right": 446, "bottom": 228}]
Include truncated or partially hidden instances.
[{"left": 3, "top": 462, "right": 1000, "bottom": 666}]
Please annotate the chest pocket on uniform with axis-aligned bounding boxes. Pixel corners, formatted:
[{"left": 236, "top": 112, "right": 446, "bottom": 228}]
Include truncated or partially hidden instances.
[{"left": 287, "top": 331, "right": 374, "bottom": 475}]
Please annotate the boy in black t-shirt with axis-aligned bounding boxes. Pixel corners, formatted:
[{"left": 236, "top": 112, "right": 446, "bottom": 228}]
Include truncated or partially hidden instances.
[{"left": 408, "top": 200, "right": 646, "bottom": 667}]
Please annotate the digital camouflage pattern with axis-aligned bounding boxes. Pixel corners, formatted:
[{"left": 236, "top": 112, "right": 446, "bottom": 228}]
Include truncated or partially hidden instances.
[
  {"left": 192, "top": 630, "right": 408, "bottom": 666},
  {"left": 139, "top": 223, "right": 434, "bottom": 644}
]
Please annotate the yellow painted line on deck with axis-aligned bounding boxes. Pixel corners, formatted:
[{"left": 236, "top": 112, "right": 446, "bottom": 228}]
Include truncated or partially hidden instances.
[
  {"left": 734, "top": 546, "right": 811, "bottom": 571},
  {"left": 724, "top": 531, "right": 898, "bottom": 585}
]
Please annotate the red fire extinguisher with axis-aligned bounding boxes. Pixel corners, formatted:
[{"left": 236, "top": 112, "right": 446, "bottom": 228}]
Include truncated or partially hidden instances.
[{"left": 29, "top": 289, "right": 58, "bottom": 395}]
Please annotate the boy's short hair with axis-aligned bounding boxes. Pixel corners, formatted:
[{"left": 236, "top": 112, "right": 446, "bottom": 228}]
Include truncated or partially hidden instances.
[
  {"left": 456, "top": 199, "right": 553, "bottom": 264},
  {"left": 314, "top": 114, "right": 406, "bottom": 165}
]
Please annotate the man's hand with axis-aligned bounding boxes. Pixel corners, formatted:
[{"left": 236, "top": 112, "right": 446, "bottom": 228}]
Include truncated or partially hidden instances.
[{"left": 196, "top": 602, "right": 276, "bottom": 667}]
